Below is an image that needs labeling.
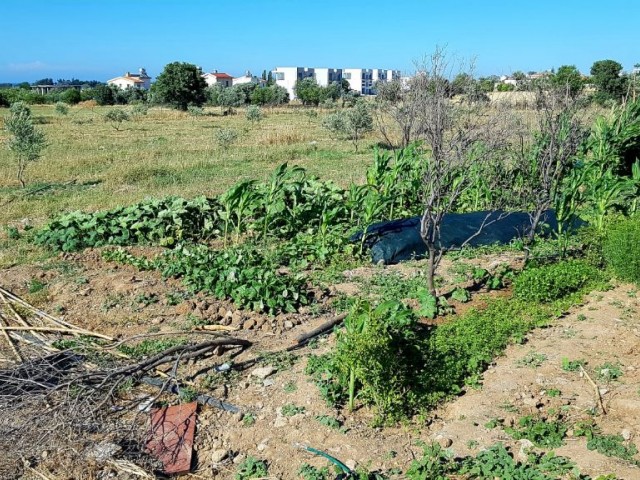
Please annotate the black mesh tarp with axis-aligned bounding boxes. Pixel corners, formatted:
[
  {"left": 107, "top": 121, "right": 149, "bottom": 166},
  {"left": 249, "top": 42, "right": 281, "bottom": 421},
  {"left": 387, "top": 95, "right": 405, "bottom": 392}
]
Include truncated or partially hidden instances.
[{"left": 354, "top": 210, "right": 564, "bottom": 265}]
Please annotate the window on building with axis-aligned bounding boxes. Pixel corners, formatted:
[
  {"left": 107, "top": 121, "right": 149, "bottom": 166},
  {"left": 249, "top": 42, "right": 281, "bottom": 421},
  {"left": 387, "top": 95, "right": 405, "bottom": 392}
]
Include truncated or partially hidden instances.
[{"left": 343, "top": 73, "right": 351, "bottom": 79}]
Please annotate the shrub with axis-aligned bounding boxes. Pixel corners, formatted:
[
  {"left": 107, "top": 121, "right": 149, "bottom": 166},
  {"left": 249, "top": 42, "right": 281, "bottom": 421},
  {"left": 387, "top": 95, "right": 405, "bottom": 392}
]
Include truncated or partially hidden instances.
[
  {"left": 215, "top": 128, "right": 239, "bottom": 148},
  {"left": 246, "top": 105, "right": 262, "bottom": 123},
  {"left": 603, "top": 217, "right": 640, "bottom": 284},
  {"left": 54, "top": 102, "right": 69, "bottom": 116},
  {"left": 187, "top": 105, "right": 204, "bottom": 116},
  {"left": 61, "top": 88, "right": 81, "bottom": 105},
  {"left": 104, "top": 108, "right": 130, "bottom": 130},
  {"left": 513, "top": 260, "right": 602, "bottom": 303}
]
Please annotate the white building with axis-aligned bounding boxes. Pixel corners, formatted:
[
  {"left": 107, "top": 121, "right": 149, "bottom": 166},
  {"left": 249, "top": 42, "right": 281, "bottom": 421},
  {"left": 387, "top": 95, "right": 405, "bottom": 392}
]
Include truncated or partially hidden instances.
[
  {"left": 272, "top": 67, "right": 315, "bottom": 99},
  {"left": 233, "top": 71, "right": 264, "bottom": 86},
  {"left": 314, "top": 68, "right": 343, "bottom": 87},
  {"left": 273, "top": 66, "right": 400, "bottom": 98},
  {"left": 203, "top": 71, "right": 233, "bottom": 87},
  {"left": 107, "top": 68, "right": 151, "bottom": 90}
]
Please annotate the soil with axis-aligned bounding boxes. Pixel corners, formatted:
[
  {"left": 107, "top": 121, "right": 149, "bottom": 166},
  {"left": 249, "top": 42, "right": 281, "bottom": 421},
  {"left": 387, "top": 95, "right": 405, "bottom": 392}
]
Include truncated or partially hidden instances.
[{"left": 2, "top": 251, "right": 639, "bottom": 479}]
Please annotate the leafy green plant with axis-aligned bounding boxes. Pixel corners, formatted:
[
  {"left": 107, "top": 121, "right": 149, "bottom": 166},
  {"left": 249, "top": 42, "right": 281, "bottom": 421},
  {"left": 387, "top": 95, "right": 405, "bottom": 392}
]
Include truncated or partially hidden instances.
[
  {"left": 603, "top": 217, "right": 640, "bottom": 285},
  {"left": 504, "top": 415, "right": 567, "bottom": 448},
  {"left": 28, "top": 278, "right": 47, "bottom": 293},
  {"left": 283, "top": 381, "right": 297, "bottom": 393},
  {"left": 450, "top": 287, "right": 471, "bottom": 303},
  {"left": 298, "top": 463, "right": 330, "bottom": 480},
  {"left": 281, "top": 403, "right": 305, "bottom": 417},
  {"left": 516, "top": 351, "right": 547, "bottom": 368},
  {"left": 514, "top": 260, "right": 602, "bottom": 303},
  {"left": 595, "top": 362, "right": 623, "bottom": 381},
  {"left": 561, "top": 357, "right": 585, "bottom": 372},
  {"left": 315, "top": 415, "right": 342, "bottom": 430},
  {"left": 575, "top": 421, "right": 639, "bottom": 463},
  {"left": 242, "top": 413, "right": 256, "bottom": 427},
  {"left": 178, "top": 386, "right": 199, "bottom": 403},
  {"left": 36, "top": 196, "right": 220, "bottom": 251},
  {"left": 235, "top": 456, "right": 268, "bottom": 480}
]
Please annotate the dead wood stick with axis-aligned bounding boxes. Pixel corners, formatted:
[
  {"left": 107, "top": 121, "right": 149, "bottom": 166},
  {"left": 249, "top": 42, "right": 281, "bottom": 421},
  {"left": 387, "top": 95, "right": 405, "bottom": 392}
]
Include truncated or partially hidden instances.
[
  {"left": 0, "top": 292, "right": 49, "bottom": 343},
  {"left": 26, "top": 466, "right": 55, "bottom": 480},
  {"left": 0, "top": 287, "right": 112, "bottom": 339},
  {"left": 102, "top": 330, "right": 228, "bottom": 351},
  {"left": 233, "top": 313, "right": 348, "bottom": 371},
  {"left": 0, "top": 325, "right": 109, "bottom": 335},
  {"left": 0, "top": 314, "right": 22, "bottom": 362},
  {"left": 580, "top": 365, "right": 607, "bottom": 415},
  {"left": 292, "top": 313, "right": 348, "bottom": 347}
]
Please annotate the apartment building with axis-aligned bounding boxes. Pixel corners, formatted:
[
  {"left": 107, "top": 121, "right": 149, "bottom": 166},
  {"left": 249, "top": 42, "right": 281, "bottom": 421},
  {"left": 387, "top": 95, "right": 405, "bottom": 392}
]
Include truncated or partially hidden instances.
[
  {"left": 272, "top": 67, "right": 315, "bottom": 99},
  {"left": 273, "top": 66, "right": 400, "bottom": 99},
  {"left": 314, "top": 68, "right": 343, "bottom": 87}
]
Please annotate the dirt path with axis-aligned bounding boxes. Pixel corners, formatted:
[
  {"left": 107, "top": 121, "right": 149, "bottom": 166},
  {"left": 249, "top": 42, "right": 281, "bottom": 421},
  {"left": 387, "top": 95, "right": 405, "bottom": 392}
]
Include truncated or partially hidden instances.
[{"left": 193, "top": 284, "right": 640, "bottom": 479}]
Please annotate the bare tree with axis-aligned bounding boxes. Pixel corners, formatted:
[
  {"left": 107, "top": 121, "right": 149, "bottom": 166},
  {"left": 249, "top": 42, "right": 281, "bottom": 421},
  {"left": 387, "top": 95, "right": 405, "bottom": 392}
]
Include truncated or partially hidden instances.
[
  {"left": 515, "top": 85, "right": 586, "bottom": 245},
  {"left": 374, "top": 78, "right": 423, "bottom": 148},
  {"left": 414, "top": 48, "right": 516, "bottom": 296}
]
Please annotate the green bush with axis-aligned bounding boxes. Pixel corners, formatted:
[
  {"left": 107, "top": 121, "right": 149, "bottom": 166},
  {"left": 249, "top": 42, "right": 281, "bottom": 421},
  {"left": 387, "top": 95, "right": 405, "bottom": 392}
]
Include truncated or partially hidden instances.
[
  {"left": 603, "top": 217, "right": 640, "bottom": 284},
  {"left": 513, "top": 260, "right": 602, "bottom": 303}
]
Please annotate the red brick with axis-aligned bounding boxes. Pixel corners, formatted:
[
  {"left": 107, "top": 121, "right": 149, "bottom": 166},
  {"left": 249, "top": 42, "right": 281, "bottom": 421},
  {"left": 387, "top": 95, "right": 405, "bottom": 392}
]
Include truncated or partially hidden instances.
[{"left": 146, "top": 402, "right": 197, "bottom": 475}]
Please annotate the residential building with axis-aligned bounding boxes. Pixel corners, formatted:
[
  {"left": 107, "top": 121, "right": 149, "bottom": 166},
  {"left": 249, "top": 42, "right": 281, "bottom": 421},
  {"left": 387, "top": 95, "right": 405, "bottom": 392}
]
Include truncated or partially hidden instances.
[
  {"left": 233, "top": 71, "right": 265, "bottom": 86},
  {"left": 314, "top": 68, "right": 343, "bottom": 87},
  {"left": 107, "top": 68, "right": 151, "bottom": 90},
  {"left": 203, "top": 70, "right": 233, "bottom": 87},
  {"left": 273, "top": 66, "right": 399, "bottom": 99},
  {"left": 272, "top": 67, "right": 315, "bottom": 99}
]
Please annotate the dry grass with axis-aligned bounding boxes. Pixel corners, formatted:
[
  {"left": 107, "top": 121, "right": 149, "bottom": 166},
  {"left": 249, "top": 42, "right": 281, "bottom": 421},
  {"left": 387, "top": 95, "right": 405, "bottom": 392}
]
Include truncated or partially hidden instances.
[{"left": 0, "top": 105, "right": 375, "bottom": 229}]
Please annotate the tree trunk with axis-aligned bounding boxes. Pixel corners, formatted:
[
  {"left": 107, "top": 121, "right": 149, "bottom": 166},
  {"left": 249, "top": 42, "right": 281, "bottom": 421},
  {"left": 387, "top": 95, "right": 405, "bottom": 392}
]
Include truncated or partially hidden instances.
[{"left": 426, "top": 245, "right": 437, "bottom": 297}]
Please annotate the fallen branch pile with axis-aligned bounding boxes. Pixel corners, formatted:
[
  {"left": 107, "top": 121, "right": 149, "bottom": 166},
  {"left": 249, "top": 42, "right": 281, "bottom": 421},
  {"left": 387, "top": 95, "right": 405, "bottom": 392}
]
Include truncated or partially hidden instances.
[{"left": 0, "top": 285, "right": 251, "bottom": 478}]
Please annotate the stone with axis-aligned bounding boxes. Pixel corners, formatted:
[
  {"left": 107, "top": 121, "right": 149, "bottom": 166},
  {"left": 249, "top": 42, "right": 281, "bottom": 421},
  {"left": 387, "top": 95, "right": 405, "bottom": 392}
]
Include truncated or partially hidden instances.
[
  {"left": 218, "top": 306, "right": 227, "bottom": 318},
  {"left": 87, "top": 441, "right": 122, "bottom": 463},
  {"left": 261, "top": 323, "right": 271, "bottom": 332},
  {"left": 622, "top": 428, "right": 633, "bottom": 440},
  {"left": 437, "top": 437, "right": 453, "bottom": 448},
  {"left": 250, "top": 366, "right": 276, "bottom": 379},
  {"left": 345, "top": 459, "right": 357, "bottom": 471},
  {"left": 211, "top": 449, "right": 228, "bottom": 464},
  {"left": 517, "top": 439, "right": 535, "bottom": 463},
  {"left": 257, "top": 443, "right": 267, "bottom": 452},
  {"left": 233, "top": 412, "right": 244, "bottom": 423},
  {"left": 284, "top": 320, "right": 294, "bottom": 330},
  {"left": 243, "top": 319, "right": 256, "bottom": 330},
  {"left": 231, "top": 311, "right": 243, "bottom": 326},
  {"left": 263, "top": 379, "right": 274, "bottom": 387},
  {"left": 274, "top": 416, "right": 288, "bottom": 428},
  {"left": 233, "top": 453, "right": 246, "bottom": 465}
]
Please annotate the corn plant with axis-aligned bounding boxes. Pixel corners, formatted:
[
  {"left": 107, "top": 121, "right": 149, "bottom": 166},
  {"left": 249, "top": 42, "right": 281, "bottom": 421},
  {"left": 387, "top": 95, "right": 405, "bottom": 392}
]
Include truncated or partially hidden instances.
[
  {"left": 218, "top": 180, "right": 258, "bottom": 246},
  {"left": 257, "top": 163, "right": 304, "bottom": 239}
]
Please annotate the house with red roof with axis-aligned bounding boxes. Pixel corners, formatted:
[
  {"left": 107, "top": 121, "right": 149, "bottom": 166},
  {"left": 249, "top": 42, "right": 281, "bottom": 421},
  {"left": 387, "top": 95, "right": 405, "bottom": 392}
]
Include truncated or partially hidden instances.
[{"left": 203, "top": 70, "right": 233, "bottom": 87}]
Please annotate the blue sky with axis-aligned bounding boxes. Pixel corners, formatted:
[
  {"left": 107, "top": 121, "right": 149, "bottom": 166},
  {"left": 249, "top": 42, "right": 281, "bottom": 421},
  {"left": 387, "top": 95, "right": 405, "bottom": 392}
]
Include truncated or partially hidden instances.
[{"left": 1, "top": 0, "right": 639, "bottom": 83}]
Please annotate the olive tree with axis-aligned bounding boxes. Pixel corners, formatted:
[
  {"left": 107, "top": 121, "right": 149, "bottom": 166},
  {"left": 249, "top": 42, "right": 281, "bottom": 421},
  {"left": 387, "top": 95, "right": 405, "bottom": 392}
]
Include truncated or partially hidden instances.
[
  {"left": 4, "top": 102, "right": 47, "bottom": 187},
  {"left": 322, "top": 99, "right": 373, "bottom": 151},
  {"left": 413, "top": 49, "right": 516, "bottom": 296}
]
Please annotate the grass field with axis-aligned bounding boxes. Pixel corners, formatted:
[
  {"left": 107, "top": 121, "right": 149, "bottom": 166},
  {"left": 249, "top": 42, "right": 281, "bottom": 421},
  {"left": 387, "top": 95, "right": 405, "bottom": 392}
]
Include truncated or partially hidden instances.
[{"left": 0, "top": 105, "right": 376, "bottom": 227}]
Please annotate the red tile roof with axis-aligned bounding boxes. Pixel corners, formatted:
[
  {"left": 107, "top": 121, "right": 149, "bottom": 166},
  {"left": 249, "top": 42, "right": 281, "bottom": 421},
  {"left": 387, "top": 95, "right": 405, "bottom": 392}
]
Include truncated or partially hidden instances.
[{"left": 211, "top": 73, "right": 232, "bottom": 79}]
